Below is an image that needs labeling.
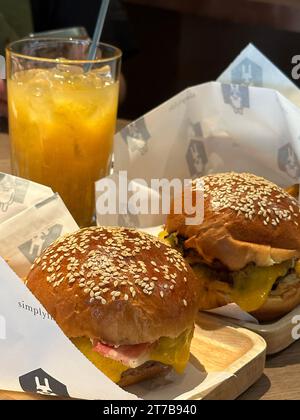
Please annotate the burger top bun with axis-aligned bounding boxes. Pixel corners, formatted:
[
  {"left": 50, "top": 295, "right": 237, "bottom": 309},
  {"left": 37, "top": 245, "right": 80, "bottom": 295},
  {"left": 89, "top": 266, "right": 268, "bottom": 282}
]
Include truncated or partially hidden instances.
[
  {"left": 166, "top": 172, "right": 300, "bottom": 271},
  {"left": 26, "top": 227, "right": 199, "bottom": 346}
]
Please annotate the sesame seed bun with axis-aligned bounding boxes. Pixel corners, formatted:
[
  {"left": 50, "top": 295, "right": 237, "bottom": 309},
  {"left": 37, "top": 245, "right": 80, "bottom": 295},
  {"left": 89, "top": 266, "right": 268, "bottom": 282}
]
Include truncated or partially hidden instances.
[
  {"left": 26, "top": 226, "right": 199, "bottom": 345},
  {"left": 166, "top": 172, "right": 300, "bottom": 321},
  {"left": 167, "top": 173, "right": 300, "bottom": 271}
]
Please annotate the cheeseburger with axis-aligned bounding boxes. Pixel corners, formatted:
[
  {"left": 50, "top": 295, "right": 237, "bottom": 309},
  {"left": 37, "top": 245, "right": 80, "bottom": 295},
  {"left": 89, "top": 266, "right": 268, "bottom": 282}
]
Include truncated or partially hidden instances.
[
  {"left": 163, "top": 172, "right": 300, "bottom": 322},
  {"left": 26, "top": 226, "right": 199, "bottom": 386}
]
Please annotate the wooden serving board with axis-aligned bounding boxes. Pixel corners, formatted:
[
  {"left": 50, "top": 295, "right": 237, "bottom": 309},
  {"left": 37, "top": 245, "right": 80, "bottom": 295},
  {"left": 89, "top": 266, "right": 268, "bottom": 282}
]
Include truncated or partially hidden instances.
[
  {"left": 190, "top": 313, "right": 266, "bottom": 400},
  {"left": 0, "top": 313, "right": 266, "bottom": 400},
  {"left": 209, "top": 305, "right": 300, "bottom": 355}
]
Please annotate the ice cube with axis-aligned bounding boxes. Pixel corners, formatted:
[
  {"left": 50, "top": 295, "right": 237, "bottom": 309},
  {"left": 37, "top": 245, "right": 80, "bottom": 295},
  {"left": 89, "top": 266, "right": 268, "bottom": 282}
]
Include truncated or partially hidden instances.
[
  {"left": 55, "top": 61, "right": 83, "bottom": 75},
  {"left": 89, "top": 65, "right": 113, "bottom": 87},
  {"left": 23, "top": 69, "right": 54, "bottom": 96}
]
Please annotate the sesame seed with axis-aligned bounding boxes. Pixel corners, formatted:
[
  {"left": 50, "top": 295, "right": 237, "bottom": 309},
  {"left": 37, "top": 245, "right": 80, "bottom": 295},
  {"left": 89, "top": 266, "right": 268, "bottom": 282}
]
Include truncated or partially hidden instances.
[
  {"left": 36, "top": 226, "right": 190, "bottom": 307},
  {"left": 199, "top": 172, "right": 300, "bottom": 227}
]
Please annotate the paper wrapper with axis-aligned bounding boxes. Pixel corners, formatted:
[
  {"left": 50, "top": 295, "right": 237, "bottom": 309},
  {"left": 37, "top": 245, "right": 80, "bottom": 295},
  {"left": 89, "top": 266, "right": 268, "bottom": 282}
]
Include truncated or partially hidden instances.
[
  {"left": 0, "top": 172, "right": 53, "bottom": 224},
  {"left": 96, "top": 44, "right": 300, "bottom": 324},
  {"left": 0, "top": 192, "right": 79, "bottom": 279},
  {"left": 0, "top": 173, "right": 78, "bottom": 276},
  {"left": 218, "top": 43, "right": 300, "bottom": 107}
]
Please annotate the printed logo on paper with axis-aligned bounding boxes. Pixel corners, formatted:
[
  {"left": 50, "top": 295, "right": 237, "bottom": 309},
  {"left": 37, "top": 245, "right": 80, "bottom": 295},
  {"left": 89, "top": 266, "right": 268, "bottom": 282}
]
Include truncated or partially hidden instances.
[
  {"left": 231, "top": 57, "right": 263, "bottom": 86},
  {"left": 0, "top": 55, "right": 5, "bottom": 79},
  {"left": 186, "top": 121, "right": 208, "bottom": 177},
  {"left": 187, "top": 121, "right": 203, "bottom": 138},
  {"left": 18, "top": 224, "right": 63, "bottom": 263},
  {"left": 121, "top": 117, "right": 151, "bottom": 155},
  {"left": 221, "top": 83, "right": 250, "bottom": 115},
  {"left": 278, "top": 143, "right": 300, "bottom": 180},
  {"left": 0, "top": 174, "right": 29, "bottom": 213},
  {"left": 19, "top": 368, "right": 69, "bottom": 397}
]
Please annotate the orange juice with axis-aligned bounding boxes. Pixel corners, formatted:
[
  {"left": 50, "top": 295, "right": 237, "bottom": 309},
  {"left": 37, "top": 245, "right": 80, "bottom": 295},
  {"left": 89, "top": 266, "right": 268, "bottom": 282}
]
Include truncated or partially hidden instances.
[{"left": 8, "top": 67, "right": 119, "bottom": 226}]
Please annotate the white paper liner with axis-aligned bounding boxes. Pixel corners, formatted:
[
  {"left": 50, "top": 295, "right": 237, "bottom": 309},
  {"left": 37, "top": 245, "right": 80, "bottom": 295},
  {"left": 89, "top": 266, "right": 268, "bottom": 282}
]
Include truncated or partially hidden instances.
[
  {"left": 0, "top": 193, "right": 79, "bottom": 279},
  {"left": 0, "top": 172, "right": 53, "bottom": 224}
]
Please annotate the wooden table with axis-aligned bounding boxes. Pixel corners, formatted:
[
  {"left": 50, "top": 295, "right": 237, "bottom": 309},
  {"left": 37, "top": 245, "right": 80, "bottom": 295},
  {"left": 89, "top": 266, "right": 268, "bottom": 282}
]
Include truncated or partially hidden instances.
[{"left": 1, "top": 132, "right": 300, "bottom": 400}]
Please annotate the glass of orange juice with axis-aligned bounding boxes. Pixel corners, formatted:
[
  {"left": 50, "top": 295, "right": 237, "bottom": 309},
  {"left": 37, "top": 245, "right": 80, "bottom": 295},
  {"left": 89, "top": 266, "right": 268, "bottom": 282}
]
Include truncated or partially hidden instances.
[{"left": 6, "top": 38, "right": 121, "bottom": 227}]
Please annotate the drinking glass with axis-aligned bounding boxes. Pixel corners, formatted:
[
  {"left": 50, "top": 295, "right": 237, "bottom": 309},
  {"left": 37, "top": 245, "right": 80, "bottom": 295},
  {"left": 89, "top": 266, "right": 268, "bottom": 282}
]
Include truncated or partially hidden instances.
[{"left": 6, "top": 38, "right": 121, "bottom": 227}]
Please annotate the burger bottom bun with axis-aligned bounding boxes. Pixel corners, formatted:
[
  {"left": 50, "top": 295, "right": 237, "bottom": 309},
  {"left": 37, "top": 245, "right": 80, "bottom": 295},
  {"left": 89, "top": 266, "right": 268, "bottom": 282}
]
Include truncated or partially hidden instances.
[
  {"left": 251, "top": 278, "right": 300, "bottom": 322},
  {"left": 118, "top": 361, "right": 171, "bottom": 387}
]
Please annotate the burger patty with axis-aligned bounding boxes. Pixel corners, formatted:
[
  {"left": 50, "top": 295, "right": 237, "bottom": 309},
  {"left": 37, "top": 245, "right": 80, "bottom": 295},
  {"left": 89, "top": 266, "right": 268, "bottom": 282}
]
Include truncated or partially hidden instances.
[
  {"left": 270, "top": 271, "right": 300, "bottom": 296},
  {"left": 162, "top": 231, "right": 300, "bottom": 311},
  {"left": 175, "top": 234, "right": 298, "bottom": 292},
  {"left": 118, "top": 361, "right": 171, "bottom": 387}
]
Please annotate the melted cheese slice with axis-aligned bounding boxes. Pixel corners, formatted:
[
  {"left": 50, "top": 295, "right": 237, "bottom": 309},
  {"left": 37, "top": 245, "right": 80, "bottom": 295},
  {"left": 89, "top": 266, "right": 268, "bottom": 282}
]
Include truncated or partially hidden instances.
[
  {"left": 295, "top": 260, "right": 300, "bottom": 277},
  {"left": 159, "top": 230, "right": 178, "bottom": 248},
  {"left": 72, "top": 328, "right": 193, "bottom": 383},
  {"left": 231, "top": 261, "right": 292, "bottom": 312},
  {"left": 72, "top": 337, "right": 128, "bottom": 383},
  {"left": 193, "top": 260, "right": 292, "bottom": 313},
  {"left": 162, "top": 230, "right": 294, "bottom": 313},
  {"left": 150, "top": 328, "right": 194, "bottom": 374}
]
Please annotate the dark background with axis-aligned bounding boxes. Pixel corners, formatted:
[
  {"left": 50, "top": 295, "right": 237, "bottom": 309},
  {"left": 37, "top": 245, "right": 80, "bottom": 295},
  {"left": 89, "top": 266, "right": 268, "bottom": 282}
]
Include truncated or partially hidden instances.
[
  {"left": 2, "top": 0, "right": 300, "bottom": 125},
  {"left": 119, "top": 0, "right": 300, "bottom": 119}
]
